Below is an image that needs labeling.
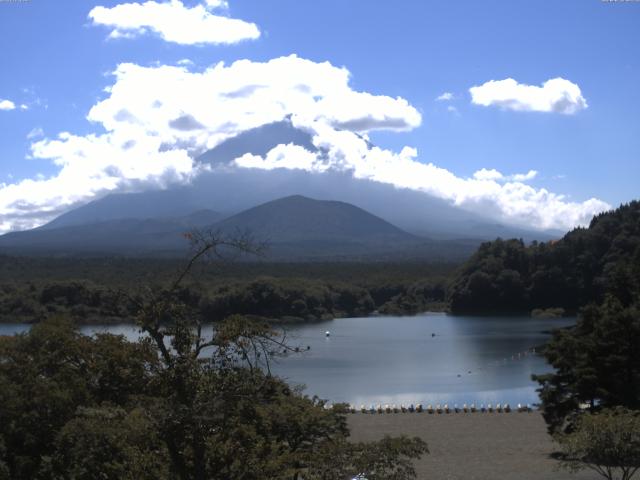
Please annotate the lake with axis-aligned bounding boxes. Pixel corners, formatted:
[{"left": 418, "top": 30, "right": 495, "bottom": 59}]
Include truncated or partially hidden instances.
[{"left": 0, "top": 313, "right": 574, "bottom": 407}]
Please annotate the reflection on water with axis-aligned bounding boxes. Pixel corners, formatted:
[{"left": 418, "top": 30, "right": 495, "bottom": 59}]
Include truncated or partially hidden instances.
[
  {"left": 0, "top": 314, "right": 574, "bottom": 406},
  {"left": 269, "top": 314, "right": 574, "bottom": 406}
]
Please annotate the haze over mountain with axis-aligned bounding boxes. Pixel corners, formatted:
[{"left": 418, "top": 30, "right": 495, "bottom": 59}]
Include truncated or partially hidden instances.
[
  {"left": 212, "top": 195, "right": 426, "bottom": 259},
  {"left": 0, "top": 195, "right": 481, "bottom": 260},
  {"left": 37, "top": 120, "right": 561, "bottom": 245},
  {"left": 0, "top": 210, "right": 223, "bottom": 255}
]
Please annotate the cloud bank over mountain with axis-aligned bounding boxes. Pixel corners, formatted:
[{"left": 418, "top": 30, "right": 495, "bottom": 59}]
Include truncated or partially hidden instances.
[
  {"left": 232, "top": 126, "right": 607, "bottom": 231},
  {"left": 0, "top": 54, "right": 608, "bottom": 234},
  {"left": 0, "top": 2, "right": 609, "bottom": 235}
]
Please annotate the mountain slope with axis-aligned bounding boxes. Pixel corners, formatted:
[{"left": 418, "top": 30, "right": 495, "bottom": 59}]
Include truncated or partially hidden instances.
[
  {"left": 42, "top": 120, "right": 315, "bottom": 230},
  {"left": 0, "top": 210, "right": 223, "bottom": 254},
  {"left": 212, "top": 195, "right": 426, "bottom": 258},
  {"left": 36, "top": 120, "right": 560, "bottom": 242},
  {"left": 0, "top": 196, "right": 420, "bottom": 257},
  {"left": 216, "top": 195, "right": 413, "bottom": 242},
  {"left": 0, "top": 196, "right": 479, "bottom": 260}
]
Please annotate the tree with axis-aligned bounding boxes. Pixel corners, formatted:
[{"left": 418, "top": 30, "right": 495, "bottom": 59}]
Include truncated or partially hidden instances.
[
  {"left": 449, "top": 201, "right": 640, "bottom": 315},
  {"left": 306, "top": 435, "right": 428, "bottom": 480},
  {"left": 1, "top": 229, "right": 428, "bottom": 480},
  {"left": 533, "top": 298, "right": 640, "bottom": 433},
  {"left": 127, "top": 230, "right": 427, "bottom": 479},
  {"left": 0, "top": 317, "right": 158, "bottom": 478},
  {"left": 556, "top": 408, "right": 640, "bottom": 480},
  {"left": 42, "top": 406, "right": 170, "bottom": 480}
]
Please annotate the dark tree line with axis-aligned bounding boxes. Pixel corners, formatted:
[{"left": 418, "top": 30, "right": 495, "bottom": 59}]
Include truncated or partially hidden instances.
[
  {"left": 449, "top": 201, "right": 640, "bottom": 315},
  {"left": 0, "top": 272, "right": 450, "bottom": 325},
  {"left": 533, "top": 299, "right": 640, "bottom": 433}
]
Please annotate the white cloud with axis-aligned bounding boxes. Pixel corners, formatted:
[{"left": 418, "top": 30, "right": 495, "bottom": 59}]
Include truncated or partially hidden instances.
[
  {"left": 234, "top": 126, "right": 607, "bottom": 231},
  {"left": 235, "top": 144, "right": 326, "bottom": 172},
  {"left": 26, "top": 127, "right": 44, "bottom": 140},
  {"left": 0, "top": 56, "right": 420, "bottom": 232},
  {"left": 89, "top": 0, "right": 260, "bottom": 45},
  {"left": 435, "top": 92, "right": 453, "bottom": 101},
  {"left": 205, "top": 0, "right": 228, "bottom": 8},
  {"left": 0, "top": 56, "right": 608, "bottom": 234},
  {"left": 0, "top": 99, "right": 16, "bottom": 111},
  {"left": 473, "top": 168, "right": 503, "bottom": 182},
  {"left": 511, "top": 170, "right": 538, "bottom": 182},
  {"left": 469, "top": 77, "right": 588, "bottom": 114},
  {"left": 473, "top": 168, "right": 537, "bottom": 182}
]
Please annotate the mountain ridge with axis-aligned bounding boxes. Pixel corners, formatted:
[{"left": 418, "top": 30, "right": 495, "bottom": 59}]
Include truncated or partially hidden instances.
[
  {"left": 33, "top": 120, "right": 561, "bottom": 243},
  {"left": 0, "top": 195, "right": 439, "bottom": 259}
]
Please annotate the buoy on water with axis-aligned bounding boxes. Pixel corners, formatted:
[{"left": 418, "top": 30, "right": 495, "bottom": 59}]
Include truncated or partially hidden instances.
[{"left": 325, "top": 331, "right": 331, "bottom": 338}]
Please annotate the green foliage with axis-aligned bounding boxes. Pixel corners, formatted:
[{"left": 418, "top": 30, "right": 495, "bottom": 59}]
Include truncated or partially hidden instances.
[
  {"left": 449, "top": 201, "right": 640, "bottom": 314},
  {"left": 42, "top": 407, "right": 169, "bottom": 480},
  {"left": 0, "top": 259, "right": 455, "bottom": 324},
  {"left": 305, "top": 436, "right": 428, "bottom": 480},
  {"left": 0, "top": 317, "right": 158, "bottom": 478},
  {"left": 0, "top": 280, "right": 136, "bottom": 324},
  {"left": 0, "top": 233, "right": 429, "bottom": 479},
  {"left": 533, "top": 299, "right": 640, "bottom": 433},
  {"left": 0, "top": 315, "right": 428, "bottom": 480},
  {"left": 201, "top": 277, "right": 375, "bottom": 322},
  {"left": 555, "top": 408, "right": 640, "bottom": 480},
  {"left": 376, "top": 279, "right": 447, "bottom": 315},
  {"left": 0, "top": 436, "right": 9, "bottom": 480}
]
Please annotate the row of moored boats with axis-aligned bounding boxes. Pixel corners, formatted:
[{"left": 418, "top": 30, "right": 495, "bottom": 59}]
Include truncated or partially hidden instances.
[{"left": 337, "top": 403, "right": 535, "bottom": 414}]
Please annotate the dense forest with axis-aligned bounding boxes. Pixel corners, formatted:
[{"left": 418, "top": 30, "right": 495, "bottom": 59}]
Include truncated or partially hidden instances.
[
  {"left": 448, "top": 201, "right": 640, "bottom": 314},
  {"left": 0, "top": 234, "right": 430, "bottom": 480},
  {"left": 0, "top": 258, "right": 452, "bottom": 324}
]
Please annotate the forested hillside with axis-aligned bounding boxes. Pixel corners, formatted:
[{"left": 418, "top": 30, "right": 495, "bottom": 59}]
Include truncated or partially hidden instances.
[{"left": 448, "top": 201, "right": 640, "bottom": 314}]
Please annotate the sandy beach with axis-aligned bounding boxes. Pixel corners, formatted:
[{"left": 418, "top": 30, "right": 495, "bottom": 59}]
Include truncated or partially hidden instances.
[{"left": 348, "top": 411, "right": 599, "bottom": 480}]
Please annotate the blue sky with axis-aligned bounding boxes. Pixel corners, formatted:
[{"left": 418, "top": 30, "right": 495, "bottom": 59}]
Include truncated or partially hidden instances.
[{"left": 0, "top": 0, "right": 638, "bottom": 232}]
